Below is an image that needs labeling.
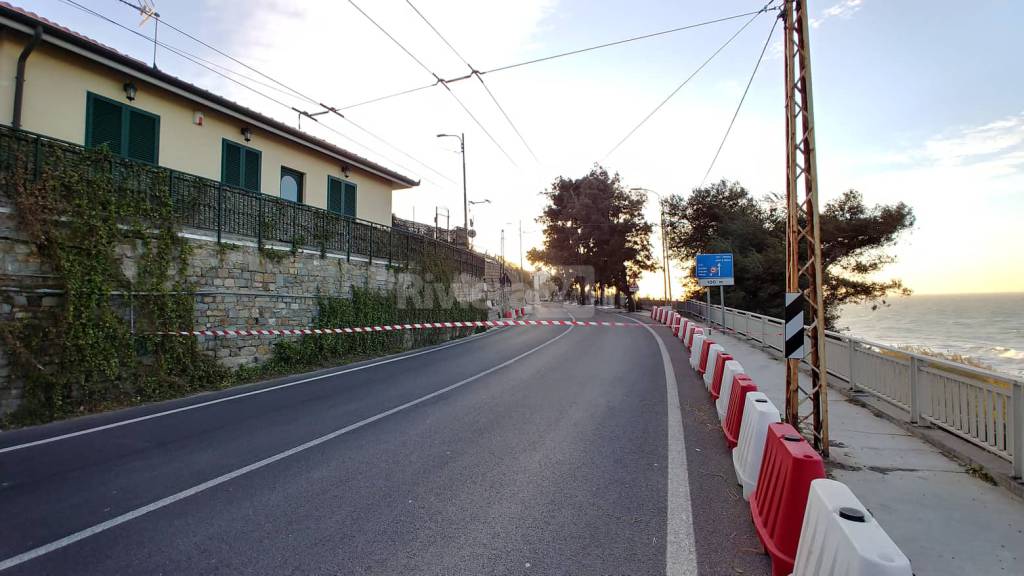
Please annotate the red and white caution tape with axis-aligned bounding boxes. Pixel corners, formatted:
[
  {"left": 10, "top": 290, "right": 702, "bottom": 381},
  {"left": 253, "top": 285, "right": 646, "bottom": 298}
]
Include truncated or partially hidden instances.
[{"left": 159, "top": 319, "right": 646, "bottom": 337}]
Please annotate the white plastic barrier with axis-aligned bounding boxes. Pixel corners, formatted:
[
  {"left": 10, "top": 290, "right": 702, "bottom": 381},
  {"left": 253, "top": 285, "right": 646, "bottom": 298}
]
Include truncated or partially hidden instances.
[
  {"left": 683, "top": 324, "right": 696, "bottom": 347},
  {"left": 732, "top": 392, "right": 781, "bottom": 500},
  {"left": 792, "top": 479, "right": 912, "bottom": 576},
  {"left": 717, "top": 360, "right": 745, "bottom": 422},
  {"left": 689, "top": 334, "right": 706, "bottom": 369},
  {"left": 679, "top": 319, "right": 690, "bottom": 341},
  {"left": 671, "top": 313, "right": 682, "bottom": 334},
  {"left": 702, "top": 344, "right": 725, "bottom": 390}
]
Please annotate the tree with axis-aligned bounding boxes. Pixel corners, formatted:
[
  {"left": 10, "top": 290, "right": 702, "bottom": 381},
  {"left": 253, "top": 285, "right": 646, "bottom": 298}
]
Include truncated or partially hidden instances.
[
  {"left": 528, "top": 165, "right": 656, "bottom": 304},
  {"left": 663, "top": 180, "right": 914, "bottom": 329}
]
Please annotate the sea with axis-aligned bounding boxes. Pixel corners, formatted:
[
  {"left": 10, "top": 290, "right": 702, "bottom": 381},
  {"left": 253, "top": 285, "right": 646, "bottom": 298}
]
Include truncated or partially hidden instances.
[{"left": 838, "top": 293, "right": 1024, "bottom": 379}]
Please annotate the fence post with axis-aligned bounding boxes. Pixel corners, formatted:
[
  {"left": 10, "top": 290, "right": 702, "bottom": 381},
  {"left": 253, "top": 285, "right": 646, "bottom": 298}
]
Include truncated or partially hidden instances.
[
  {"left": 291, "top": 202, "right": 297, "bottom": 251},
  {"left": 387, "top": 228, "right": 393, "bottom": 267},
  {"left": 216, "top": 183, "right": 223, "bottom": 244},
  {"left": 848, "top": 337, "right": 857, "bottom": 393},
  {"left": 368, "top": 226, "right": 373, "bottom": 265},
  {"left": 1012, "top": 382, "right": 1023, "bottom": 479},
  {"left": 318, "top": 211, "right": 325, "bottom": 255},
  {"left": 909, "top": 354, "right": 921, "bottom": 424},
  {"left": 257, "top": 194, "right": 263, "bottom": 250},
  {"left": 345, "top": 220, "right": 351, "bottom": 262}
]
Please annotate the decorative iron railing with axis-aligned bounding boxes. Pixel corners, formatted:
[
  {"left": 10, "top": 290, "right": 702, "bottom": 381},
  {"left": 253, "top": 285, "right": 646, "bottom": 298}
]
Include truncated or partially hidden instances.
[{"left": 0, "top": 125, "right": 485, "bottom": 277}]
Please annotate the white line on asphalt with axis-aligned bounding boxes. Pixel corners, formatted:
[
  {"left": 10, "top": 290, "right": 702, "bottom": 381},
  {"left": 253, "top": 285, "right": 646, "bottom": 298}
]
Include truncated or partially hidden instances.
[
  {"left": 0, "top": 324, "right": 574, "bottom": 571},
  {"left": 0, "top": 326, "right": 506, "bottom": 455},
  {"left": 620, "top": 314, "right": 698, "bottom": 576}
]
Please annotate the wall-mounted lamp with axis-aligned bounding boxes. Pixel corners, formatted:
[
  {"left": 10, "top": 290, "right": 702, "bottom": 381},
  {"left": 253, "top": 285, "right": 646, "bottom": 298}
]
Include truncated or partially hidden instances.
[
  {"left": 240, "top": 126, "right": 252, "bottom": 142},
  {"left": 341, "top": 164, "right": 350, "bottom": 178},
  {"left": 123, "top": 81, "right": 137, "bottom": 101}
]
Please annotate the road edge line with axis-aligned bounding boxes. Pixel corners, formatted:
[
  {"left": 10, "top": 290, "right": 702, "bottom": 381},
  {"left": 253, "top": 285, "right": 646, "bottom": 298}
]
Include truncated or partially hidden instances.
[{"left": 619, "top": 312, "right": 698, "bottom": 576}]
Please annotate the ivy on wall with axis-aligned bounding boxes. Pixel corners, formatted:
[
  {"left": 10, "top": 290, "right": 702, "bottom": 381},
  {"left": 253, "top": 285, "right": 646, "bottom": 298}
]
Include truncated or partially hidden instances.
[
  {"left": 1, "top": 147, "right": 487, "bottom": 427},
  {"left": 0, "top": 148, "right": 228, "bottom": 426},
  {"left": 250, "top": 250, "right": 488, "bottom": 379}
]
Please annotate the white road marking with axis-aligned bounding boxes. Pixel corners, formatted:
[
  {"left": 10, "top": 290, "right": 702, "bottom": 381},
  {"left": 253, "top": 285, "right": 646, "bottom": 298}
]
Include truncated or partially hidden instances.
[
  {"left": 0, "top": 326, "right": 505, "bottom": 454},
  {"left": 0, "top": 323, "right": 574, "bottom": 571},
  {"left": 620, "top": 313, "right": 699, "bottom": 576}
]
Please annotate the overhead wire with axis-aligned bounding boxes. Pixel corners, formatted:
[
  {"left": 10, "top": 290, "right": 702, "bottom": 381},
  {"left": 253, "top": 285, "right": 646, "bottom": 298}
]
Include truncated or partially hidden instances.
[
  {"left": 335, "top": 8, "right": 775, "bottom": 112},
  {"left": 699, "top": 11, "right": 781, "bottom": 188},
  {"left": 64, "top": 0, "right": 458, "bottom": 186},
  {"left": 602, "top": 3, "right": 776, "bottom": 161},
  {"left": 481, "top": 8, "right": 771, "bottom": 76},
  {"left": 347, "top": 0, "right": 518, "bottom": 167},
  {"left": 405, "top": 0, "right": 539, "bottom": 162}
]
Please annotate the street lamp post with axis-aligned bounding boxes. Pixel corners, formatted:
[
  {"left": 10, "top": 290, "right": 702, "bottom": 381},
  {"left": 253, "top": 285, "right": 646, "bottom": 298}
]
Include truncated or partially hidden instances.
[
  {"left": 437, "top": 133, "right": 467, "bottom": 246},
  {"left": 630, "top": 187, "right": 672, "bottom": 304},
  {"left": 466, "top": 199, "right": 490, "bottom": 249}
]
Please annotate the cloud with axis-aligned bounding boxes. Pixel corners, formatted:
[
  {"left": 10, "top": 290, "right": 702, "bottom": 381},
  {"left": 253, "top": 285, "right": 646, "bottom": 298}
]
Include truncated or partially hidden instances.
[
  {"left": 921, "top": 113, "right": 1024, "bottom": 170},
  {"left": 811, "top": 0, "right": 864, "bottom": 28}
]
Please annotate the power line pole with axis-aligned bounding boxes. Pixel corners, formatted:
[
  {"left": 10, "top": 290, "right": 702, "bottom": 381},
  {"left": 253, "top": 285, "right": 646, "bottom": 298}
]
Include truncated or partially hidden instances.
[{"left": 783, "top": 0, "right": 828, "bottom": 456}]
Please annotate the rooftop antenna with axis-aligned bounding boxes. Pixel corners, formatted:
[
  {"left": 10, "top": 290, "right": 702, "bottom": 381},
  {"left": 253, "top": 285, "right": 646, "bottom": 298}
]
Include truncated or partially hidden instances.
[{"left": 121, "top": 0, "right": 160, "bottom": 68}]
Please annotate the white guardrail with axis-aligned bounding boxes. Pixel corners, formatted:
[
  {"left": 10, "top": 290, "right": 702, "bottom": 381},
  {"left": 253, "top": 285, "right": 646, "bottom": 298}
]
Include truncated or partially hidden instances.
[{"left": 681, "top": 299, "right": 1024, "bottom": 478}]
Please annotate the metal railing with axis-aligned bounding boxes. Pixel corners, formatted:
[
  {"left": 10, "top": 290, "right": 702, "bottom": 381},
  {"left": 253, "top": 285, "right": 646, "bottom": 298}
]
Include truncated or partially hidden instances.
[
  {"left": 682, "top": 299, "right": 1024, "bottom": 477},
  {"left": 0, "top": 125, "right": 485, "bottom": 277}
]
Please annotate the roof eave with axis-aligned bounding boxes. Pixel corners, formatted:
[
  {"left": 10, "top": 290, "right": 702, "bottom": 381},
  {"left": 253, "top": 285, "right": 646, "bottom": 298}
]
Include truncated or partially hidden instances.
[{"left": 0, "top": 7, "right": 420, "bottom": 189}]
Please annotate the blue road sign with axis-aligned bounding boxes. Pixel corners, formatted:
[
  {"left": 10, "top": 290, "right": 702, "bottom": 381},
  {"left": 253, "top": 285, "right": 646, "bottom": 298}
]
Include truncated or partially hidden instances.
[{"left": 695, "top": 253, "right": 735, "bottom": 287}]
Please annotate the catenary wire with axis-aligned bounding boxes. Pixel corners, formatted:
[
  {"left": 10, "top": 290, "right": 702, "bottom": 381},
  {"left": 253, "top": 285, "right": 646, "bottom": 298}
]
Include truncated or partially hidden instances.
[
  {"left": 699, "top": 12, "right": 781, "bottom": 187},
  {"left": 404, "top": 0, "right": 539, "bottom": 162},
  {"left": 602, "top": 2, "right": 779, "bottom": 161},
  {"left": 333, "top": 8, "right": 777, "bottom": 112},
  {"left": 348, "top": 0, "right": 519, "bottom": 167}
]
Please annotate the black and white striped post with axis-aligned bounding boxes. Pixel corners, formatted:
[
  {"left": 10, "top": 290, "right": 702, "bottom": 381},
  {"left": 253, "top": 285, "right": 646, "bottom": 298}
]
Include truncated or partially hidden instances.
[{"left": 785, "top": 292, "right": 805, "bottom": 359}]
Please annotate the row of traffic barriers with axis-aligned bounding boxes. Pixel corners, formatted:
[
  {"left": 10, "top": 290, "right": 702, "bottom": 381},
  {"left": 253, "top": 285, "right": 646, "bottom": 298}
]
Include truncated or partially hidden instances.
[
  {"left": 503, "top": 306, "right": 529, "bottom": 319},
  {"left": 650, "top": 306, "right": 912, "bottom": 576}
]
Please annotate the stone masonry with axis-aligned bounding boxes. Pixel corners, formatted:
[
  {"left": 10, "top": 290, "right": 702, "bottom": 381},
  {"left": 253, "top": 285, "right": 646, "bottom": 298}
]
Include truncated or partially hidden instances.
[{"left": 0, "top": 205, "right": 497, "bottom": 415}]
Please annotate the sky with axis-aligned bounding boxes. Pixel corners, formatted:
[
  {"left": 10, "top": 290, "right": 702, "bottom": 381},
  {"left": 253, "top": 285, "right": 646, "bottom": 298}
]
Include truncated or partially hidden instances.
[{"left": 18, "top": 0, "right": 1024, "bottom": 296}]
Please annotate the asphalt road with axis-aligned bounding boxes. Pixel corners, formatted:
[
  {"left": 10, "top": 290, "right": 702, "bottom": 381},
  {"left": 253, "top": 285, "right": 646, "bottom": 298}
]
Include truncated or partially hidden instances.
[{"left": 0, "top": 303, "right": 769, "bottom": 575}]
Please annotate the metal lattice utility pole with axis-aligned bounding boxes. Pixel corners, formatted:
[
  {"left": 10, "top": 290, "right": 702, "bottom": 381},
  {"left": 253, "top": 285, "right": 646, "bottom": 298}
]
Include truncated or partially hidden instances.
[{"left": 783, "top": 0, "right": 828, "bottom": 456}]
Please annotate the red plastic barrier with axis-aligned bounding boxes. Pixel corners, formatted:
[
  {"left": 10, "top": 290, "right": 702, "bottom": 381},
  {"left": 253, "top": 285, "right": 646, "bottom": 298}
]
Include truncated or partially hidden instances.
[
  {"left": 709, "top": 353, "right": 734, "bottom": 399},
  {"left": 504, "top": 310, "right": 514, "bottom": 319},
  {"left": 678, "top": 319, "right": 690, "bottom": 339},
  {"left": 750, "top": 423, "right": 826, "bottom": 576},
  {"left": 519, "top": 307, "right": 525, "bottom": 317},
  {"left": 723, "top": 374, "right": 757, "bottom": 448},
  {"left": 697, "top": 339, "right": 716, "bottom": 374}
]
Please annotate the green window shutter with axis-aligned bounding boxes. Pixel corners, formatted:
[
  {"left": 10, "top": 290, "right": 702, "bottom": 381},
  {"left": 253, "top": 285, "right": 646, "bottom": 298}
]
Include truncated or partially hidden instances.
[
  {"left": 327, "top": 177, "right": 344, "bottom": 214},
  {"left": 222, "top": 141, "right": 242, "bottom": 187},
  {"left": 87, "top": 95, "right": 123, "bottom": 153},
  {"left": 343, "top": 181, "right": 357, "bottom": 218},
  {"left": 243, "top": 148, "right": 261, "bottom": 192},
  {"left": 126, "top": 110, "right": 159, "bottom": 163}
]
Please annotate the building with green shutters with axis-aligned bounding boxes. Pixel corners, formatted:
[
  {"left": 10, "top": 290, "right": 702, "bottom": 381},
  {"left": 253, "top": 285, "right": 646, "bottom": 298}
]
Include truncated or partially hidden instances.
[{"left": 0, "top": 3, "right": 418, "bottom": 226}]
